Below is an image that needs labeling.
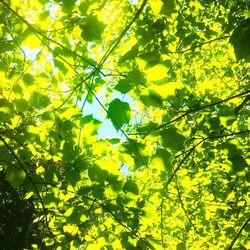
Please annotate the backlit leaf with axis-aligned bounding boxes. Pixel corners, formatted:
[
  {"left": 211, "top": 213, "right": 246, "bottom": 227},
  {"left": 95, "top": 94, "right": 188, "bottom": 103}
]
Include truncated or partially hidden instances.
[
  {"left": 230, "top": 18, "right": 250, "bottom": 62},
  {"left": 5, "top": 167, "right": 26, "bottom": 188},
  {"left": 23, "top": 73, "right": 35, "bottom": 85},
  {"left": 30, "top": 91, "right": 51, "bottom": 108},
  {"left": 114, "top": 79, "right": 132, "bottom": 93},
  {"left": 80, "top": 16, "right": 106, "bottom": 41},
  {"left": 15, "top": 98, "right": 29, "bottom": 112},
  {"left": 161, "top": 128, "right": 186, "bottom": 151},
  {"left": 107, "top": 98, "right": 131, "bottom": 130},
  {"left": 123, "top": 180, "right": 139, "bottom": 195}
]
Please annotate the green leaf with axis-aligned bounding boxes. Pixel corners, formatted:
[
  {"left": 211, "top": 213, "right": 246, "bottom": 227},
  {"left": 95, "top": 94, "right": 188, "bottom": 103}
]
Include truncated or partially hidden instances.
[
  {"left": 23, "top": 73, "right": 35, "bottom": 85},
  {"left": 228, "top": 154, "right": 248, "bottom": 172},
  {"left": 220, "top": 142, "right": 247, "bottom": 172},
  {"left": 152, "top": 148, "right": 173, "bottom": 172},
  {"left": 64, "top": 206, "right": 86, "bottom": 224},
  {"left": 91, "top": 184, "right": 104, "bottom": 198},
  {"left": 53, "top": 47, "right": 73, "bottom": 58},
  {"left": 0, "top": 145, "right": 12, "bottom": 163},
  {"left": 62, "top": 0, "right": 76, "bottom": 13},
  {"left": 65, "top": 166, "right": 80, "bottom": 185},
  {"left": 15, "top": 98, "right": 29, "bottom": 112},
  {"left": 230, "top": 18, "right": 250, "bottom": 62},
  {"left": 119, "top": 43, "right": 139, "bottom": 63},
  {"left": 107, "top": 98, "right": 131, "bottom": 130},
  {"left": 106, "top": 138, "right": 120, "bottom": 144},
  {"left": 39, "top": 10, "right": 50, "bottom": 20},
  {"left": 88, "top": 165, "right": 107, "bottom": 184},
  {"left": 0, "top": 41, "right": 14, "bottom": 53},
  {"left": 114, "top": 79, "right": 132, "bottom": 93},
  {"left": 0, "top": 98, "right": 14, "bottom": 122},
  {"left": 140, "top": 89, "right": 163, "bottom": 107},
  {"left": 80, "top": 114, "right": 101, "bottom": 127},
  {"left": 30, "top": 91, "right": 51, "bottom": 108},
  {"left": 122, "top": 139, "right": 149, "bottom": 169},
  {"left": 110, "top": 178, "right": 123, "bottom": 192},
  {"left": 176, "top": 242, "right": 186, "bottom": 250},
  {"left": 161, "top": 127, "right": 186, "bottom": 151},
  {"left": 62, "top": 142, "right": 76, "bottom": 162},
  {"left": 5, "top": 167, "right": 26, "bottom": 188},
  {"left": 208, "top": 117, "right": 220, "bottom": 129},
  {"left": 8, "top": 67, "right": 15, "bottom": 79},
  {"left": 0, "top": 61, "right": 7, "bottom": 71},
  {"left": 127, "top": 68, "right": 146, "bottom": 85},
  {"left": 44, "top": 166, "right": 58, "bottom": 185},
  {"left": 137, "top": 121, "right": 157, "bottom": 133},
  {"left": 139, "top": 52, "right": 160, "bottom": 63},
  {"left": 43, "top": 193, "right": 59, "bottom": 208},
  {"left": 13, "top": 83, "right": 23, "bottom": 94},
  {"left": 123, "top": 180, "right": 139, "bottom": 195},
  {"left": 161, "top": 0, "right": 176, "bottom": 16},
  {"left": 80, "top": 16, "right": 106, "bottom": 41},
  {"left": 53, "top": 59, "right": 68, "bottom": 74}
]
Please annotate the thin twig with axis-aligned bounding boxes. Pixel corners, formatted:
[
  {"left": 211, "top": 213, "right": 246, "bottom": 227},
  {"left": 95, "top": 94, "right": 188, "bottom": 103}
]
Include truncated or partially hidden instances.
[
  {"left": 151, "top": 89, "right": 250, "bottom": 133},
  {"left": 165, "top": 140, "right": 204, "bottom": 189},
  {"left": 174, "top": 175, "right": 199, "bottom": 234},
  {"left": 160, "top": 199, "right": 165, "bottom": 248},
  {"left": 98, "top": 0, "right": 148, "bottom": 67},
  {"left": 164, "top": 35, "right": 231, "bottom": 54},
  {"left": 227, "top": 216, "right": 250, "bottom": 250}
]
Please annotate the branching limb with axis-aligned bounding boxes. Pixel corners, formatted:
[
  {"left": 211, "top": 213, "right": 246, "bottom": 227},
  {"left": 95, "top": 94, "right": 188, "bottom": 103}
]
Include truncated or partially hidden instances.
[
  {"left": 98, "top": 0, "right": 148, "bottom": 67},
  {"left": 234, "top": 95, "right": 250, "bottom": 114},
  {"left": 165, "top": 140, "right": 204, "bottom": 189},
  {"left": 165, "top": 35, "right": 231, "bottom": 54},
  {"left": 174, "top": 176, "right": 199, "bottom": 234},
  {"left": 227, "top": 216, "right": 250, "bottom": 250},
  {"left": 151, "top": 89, "right": 250, "bottom": 133},
  {"left": 160, "top": 199, "right": 165, "bottom": 248},
  {"left": 166, "top": 129, "right": 249, "bottom": 188}
]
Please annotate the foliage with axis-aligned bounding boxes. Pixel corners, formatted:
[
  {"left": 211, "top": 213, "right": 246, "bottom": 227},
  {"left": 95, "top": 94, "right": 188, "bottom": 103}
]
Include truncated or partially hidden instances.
[{"left": 0, "top": 0, "right": 249, "bottom": 249}]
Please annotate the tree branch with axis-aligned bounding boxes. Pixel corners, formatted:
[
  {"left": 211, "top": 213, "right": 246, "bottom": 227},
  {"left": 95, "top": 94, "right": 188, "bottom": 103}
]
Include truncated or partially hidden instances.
[
  {"left": 0, "top": 0, "right": 97, "bottom": 68},
  {"left": 160, "top": 199, "right": 164, "bottom": 248},
  {"left": 165, "top": 140, "right": 204, "bottom": 189},
  {"left": 227, "top": 216, "right": 250, "bottom": 250},
  {"left": 151, "top": 89, "right": 250, "bottom": 133},
  {"left": 165, "top": 35, "right": 231, "bottom": 54},
  {"left": 98, "top": 0, "right": 148, "bottom": 66},
  {"left": 174, "top": 176, "right": 199, "bottom": 234}
]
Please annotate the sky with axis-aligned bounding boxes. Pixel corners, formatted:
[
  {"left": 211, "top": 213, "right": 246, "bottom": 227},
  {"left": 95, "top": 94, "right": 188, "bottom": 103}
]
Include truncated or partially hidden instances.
[
  {"left": 21, "top": 0, "right": 140, "bottom": 140},
  {"left": 78, "top": 86, "right": 135, "bottom": 140},
  {"left": 22, "top": 47, "right": 135, "bottom": 140}
]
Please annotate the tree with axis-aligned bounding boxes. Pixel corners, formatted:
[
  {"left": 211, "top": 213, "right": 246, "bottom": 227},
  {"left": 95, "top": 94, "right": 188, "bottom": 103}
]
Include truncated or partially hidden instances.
[{"left": 0, "top": 0, "right": 249, "bottom": 249}]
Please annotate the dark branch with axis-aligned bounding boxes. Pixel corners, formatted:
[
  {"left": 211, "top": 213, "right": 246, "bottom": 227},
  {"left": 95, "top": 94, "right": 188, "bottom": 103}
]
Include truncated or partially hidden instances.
[
  {"left": 98, "top": 0, "right": 148, "bottom": 66},
  {"left": 234, "top": 95, "right": 250, "bottom": 114},
  {"left": 227, "top": 216, "right": 250, "bottom": 250},
  {"left": 175, "top": 176, "right": 199, "bottom": 234},
  {"left": 152, "top": 89, "right": 250, "bottom": 133},
  {"left": 165, "top": 35, "right": 231, "bottom": 54}
]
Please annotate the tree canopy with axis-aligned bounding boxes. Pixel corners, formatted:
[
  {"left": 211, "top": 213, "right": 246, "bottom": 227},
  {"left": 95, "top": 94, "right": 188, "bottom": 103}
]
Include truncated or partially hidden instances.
[{"left": 0, "top": 0, "right": 249, "bottom": 249}]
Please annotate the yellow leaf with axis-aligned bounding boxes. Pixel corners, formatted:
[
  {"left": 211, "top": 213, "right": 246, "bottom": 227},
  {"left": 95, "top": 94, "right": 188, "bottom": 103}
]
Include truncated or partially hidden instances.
[
  {"left": 22, "top": 33, "right": 41, "bottom": 49},
  {"left": 63, "top": 225, "right": 78, "bottom": 235},
  {"left": 145, "top": 64, "right": 168, "bottom": 82},
  {"left": 150, "top": 0, "right": 164, "bottom": 15},
  {"left": 24, "top": 192, "right": 33, "bottom": 200},
  {"left": 64, "top": 207, "right": 74, "bottom": 217},
  {"left": 96, "top": 159, "right": 119, "bottom": 174}
]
